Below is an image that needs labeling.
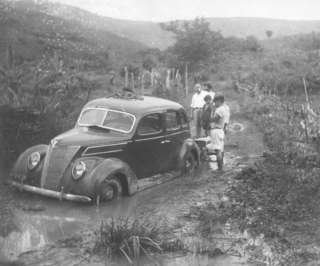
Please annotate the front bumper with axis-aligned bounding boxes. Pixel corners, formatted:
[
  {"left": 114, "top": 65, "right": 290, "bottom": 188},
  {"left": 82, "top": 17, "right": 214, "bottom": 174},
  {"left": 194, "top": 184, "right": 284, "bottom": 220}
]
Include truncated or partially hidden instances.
[{"left": 10, "top": 181, "right": 92, "bottom": 203}]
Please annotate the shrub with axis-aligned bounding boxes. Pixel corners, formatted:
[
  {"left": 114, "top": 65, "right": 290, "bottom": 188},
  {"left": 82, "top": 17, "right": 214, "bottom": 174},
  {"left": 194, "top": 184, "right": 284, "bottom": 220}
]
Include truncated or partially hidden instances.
[
  {"left": 93, "top": 218, "right": 163, "bottom": 264},
  {"left": 245, "top": 36, "right": 262, "bottom": 52}
]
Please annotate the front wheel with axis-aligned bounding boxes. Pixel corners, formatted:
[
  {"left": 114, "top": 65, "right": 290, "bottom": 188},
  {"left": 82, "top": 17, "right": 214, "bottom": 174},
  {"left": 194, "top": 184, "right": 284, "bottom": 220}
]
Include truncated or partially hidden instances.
[{"left": 97, "top": 176, "right": 122, "bottom": 203}]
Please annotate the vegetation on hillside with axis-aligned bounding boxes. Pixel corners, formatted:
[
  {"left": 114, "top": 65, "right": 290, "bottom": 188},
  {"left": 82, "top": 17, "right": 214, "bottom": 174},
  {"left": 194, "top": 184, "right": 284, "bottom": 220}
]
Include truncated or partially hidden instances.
[
  {"left": 0, "top": 0, "right": 146, "bottom": 168},
  {"left": 1, "top": 1, "right": 320, "bottom": 265},
  {"left": 161, "top": 18, "right": 223, "bottom": 67}
]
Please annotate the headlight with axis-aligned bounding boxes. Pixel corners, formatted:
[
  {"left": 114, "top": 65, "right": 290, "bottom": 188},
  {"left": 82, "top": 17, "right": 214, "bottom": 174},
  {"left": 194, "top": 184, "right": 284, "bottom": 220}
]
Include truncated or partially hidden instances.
[
  {"left": 72, "top": 161, "right": 86, "bottom": 180},
  {"left": 28, "top": 152, "right": 41, "bottom": 170}
]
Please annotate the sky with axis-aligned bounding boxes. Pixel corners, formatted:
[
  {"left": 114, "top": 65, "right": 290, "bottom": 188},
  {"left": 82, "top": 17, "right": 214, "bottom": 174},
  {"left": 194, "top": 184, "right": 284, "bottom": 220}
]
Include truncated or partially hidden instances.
[{"left": 51, "top": 0, "right": 320, "bottom": 22}]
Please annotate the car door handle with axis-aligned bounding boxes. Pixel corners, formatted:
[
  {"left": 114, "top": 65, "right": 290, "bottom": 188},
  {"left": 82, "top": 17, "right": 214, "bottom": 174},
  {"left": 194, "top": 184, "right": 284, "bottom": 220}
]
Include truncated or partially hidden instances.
[{"left": 160, "top": 140, "right": 171, "bottom": 144}]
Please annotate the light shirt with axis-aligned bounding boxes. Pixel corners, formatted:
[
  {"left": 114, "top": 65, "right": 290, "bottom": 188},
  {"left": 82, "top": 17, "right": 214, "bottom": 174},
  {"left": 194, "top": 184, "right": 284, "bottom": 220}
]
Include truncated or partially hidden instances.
[
  {"left": 190, "top": 90, "right": 207, "bottom": 108},
  {"left": 207, "top": 91, "right": 215, "bottom": 103},
  {"left": 211, "top": 103, "right": 230, "bottom": 129}
]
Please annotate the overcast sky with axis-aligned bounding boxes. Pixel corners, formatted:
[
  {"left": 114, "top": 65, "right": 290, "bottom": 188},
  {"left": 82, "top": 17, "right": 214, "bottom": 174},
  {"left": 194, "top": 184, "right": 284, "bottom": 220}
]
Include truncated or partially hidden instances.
[{"left": 51, "top": 0, "right": 319, "bottom": 22}]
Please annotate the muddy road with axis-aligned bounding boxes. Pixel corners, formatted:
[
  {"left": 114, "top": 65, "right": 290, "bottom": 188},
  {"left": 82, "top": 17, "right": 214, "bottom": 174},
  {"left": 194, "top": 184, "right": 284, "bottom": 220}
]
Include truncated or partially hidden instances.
[{"left": 0, "top": 103, "right": 265, "bottom": 265}]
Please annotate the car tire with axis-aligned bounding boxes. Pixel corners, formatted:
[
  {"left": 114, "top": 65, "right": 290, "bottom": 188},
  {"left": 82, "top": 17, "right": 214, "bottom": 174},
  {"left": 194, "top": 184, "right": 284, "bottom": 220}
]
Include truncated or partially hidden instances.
[
  {"left": 182, "top": 152, "right": 196, "bottom": 175},
  {"left": 98, "top": 176, "right": 123, "bottom": 202}
]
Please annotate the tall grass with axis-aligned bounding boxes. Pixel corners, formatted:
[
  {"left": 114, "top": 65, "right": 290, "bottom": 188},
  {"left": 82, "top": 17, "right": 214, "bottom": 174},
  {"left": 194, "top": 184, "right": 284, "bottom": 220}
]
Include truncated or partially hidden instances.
[{"left": 93, "top": 218, "right": 164, "bottom": 264}]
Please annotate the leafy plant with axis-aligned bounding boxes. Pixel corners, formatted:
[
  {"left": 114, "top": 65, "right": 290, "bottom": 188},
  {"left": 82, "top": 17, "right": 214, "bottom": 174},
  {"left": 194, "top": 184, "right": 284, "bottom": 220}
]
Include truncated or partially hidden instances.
[
  {"left": 93, "top": 218, "right": 164, "bottom": 264},
  {"left": 162, "top": 18, "right": 223, "bottom": 67}
]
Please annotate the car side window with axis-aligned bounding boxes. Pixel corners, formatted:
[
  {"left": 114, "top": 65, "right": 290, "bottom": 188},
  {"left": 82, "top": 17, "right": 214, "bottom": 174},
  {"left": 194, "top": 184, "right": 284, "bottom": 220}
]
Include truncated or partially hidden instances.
[
  {"left": 165, "top": 111, "right": 180, "bottom": 132},
  {"left": 137, "top": 113, "right": 162, "bottom": 135}
]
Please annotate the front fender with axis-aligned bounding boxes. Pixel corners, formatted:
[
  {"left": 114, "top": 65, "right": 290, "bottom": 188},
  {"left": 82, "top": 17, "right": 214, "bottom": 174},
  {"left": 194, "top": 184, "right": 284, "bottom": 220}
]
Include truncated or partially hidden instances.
[
  {"left": 178, "top": 138, "right": 201, "bottom": 168},
  {"left": 87, "top": 158, "right": 138, "bottom": 196},
  {"left": 11, "top": 144, "right": 48, "bottom": 182}
]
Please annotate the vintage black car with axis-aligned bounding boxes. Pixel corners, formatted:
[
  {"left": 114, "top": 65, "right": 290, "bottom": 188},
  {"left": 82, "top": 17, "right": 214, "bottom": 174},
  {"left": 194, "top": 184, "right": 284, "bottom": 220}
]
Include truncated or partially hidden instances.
[{"left": 10, "top": 94, "right": 200, "bottom": 203}]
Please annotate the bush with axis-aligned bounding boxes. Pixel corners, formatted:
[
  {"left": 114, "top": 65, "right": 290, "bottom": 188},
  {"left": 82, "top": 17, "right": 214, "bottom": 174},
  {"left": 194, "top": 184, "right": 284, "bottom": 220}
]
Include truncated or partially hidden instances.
[
  {"left": 245, "top": 36, "right": 262, "bottom": 52},
  {"left": 93, "top": 218, "right": 164, "bottom": 263},
  {"left": 0, "top": 106, "right": 59, "bottom": 169},
  {"left": 228, "top": 162, "right": 320, "bottom": 236},
  {"left": 213, "top": 93, "right": 320, "bottom": 264}
]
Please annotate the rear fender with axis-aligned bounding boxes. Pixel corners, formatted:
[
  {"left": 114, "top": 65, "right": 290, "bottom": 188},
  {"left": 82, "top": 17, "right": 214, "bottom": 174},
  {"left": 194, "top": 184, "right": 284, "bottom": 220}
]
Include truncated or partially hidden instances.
[
  {"left": 87, "top": 158, "right": 138, "bottom": 196},
  {"left": 11, "top": 144, "right": 48, "bottom": 181},
  {"left": 178, "top": 139, "right": 201, "bottom": 168}
]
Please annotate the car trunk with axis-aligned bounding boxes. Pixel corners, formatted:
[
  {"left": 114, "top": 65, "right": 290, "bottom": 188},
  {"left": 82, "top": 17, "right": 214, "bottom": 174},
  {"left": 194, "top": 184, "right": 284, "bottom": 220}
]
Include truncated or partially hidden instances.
[{"left": 40, "top": 144, "right": 80, "bottom": 191}]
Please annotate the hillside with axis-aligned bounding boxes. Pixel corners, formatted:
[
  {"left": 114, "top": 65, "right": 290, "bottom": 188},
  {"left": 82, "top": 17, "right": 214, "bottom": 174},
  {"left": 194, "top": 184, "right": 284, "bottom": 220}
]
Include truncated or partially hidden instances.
[
  {"left": 0, "top": 0, "right": 146, "bottom": 69},
  {"left": 4, "top": 1, "right": 320, "bottom": 51},
  {"left": 42, "top": 1, "right": 175, "bottom": 50},
  {"left": 42, "top": 0, "right": 320, "bottom": 49},
  {"left": 207, "top": 17, "right": 320, "bottom": 39}
]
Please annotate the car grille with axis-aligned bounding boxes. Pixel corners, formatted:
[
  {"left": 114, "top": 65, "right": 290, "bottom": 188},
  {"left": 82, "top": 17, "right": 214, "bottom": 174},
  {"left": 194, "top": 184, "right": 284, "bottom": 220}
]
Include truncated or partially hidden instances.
[{"left": 41, "top": 145, "right": 80, "bottom": 191}]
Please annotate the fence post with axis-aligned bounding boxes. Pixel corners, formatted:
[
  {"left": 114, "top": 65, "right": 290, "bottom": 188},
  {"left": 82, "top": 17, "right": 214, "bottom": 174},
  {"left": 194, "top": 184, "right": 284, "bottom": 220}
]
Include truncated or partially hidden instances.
[
  {"left": 185, "top": 63, "right": 188, "bottom": 96},
  {"left": 124, "top": 66, "right": 128, "bottom": 88},
  {"left": 141, "top": 72, "right": 145, "bottom": 96},
  {"left": 165, "top": 69, "right": 171, "bottom": 89},
  {"left": 131, "top": 72, "right": 134, "bottom": 91},
  {"left": 303, "top": 77, "right": 310, "bottom": 108},
  {"left": 151, "top": 68, "right": 154, "bottom": 89},
  {"left": 301, "top": 105, "right": 309, "bottom": 144}
]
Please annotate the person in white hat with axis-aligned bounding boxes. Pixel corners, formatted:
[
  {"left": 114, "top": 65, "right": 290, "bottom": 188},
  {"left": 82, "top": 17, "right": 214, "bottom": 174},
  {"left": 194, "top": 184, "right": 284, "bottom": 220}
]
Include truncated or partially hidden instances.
[{"left": 190, "top": 83, "right": 207, "bottom": 137}]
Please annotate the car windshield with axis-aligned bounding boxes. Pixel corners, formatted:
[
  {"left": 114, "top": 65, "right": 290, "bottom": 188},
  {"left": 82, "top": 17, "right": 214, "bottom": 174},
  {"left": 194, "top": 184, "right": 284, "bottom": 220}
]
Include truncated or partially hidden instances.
[{"left": 78, "top": 108, "right": 135, "bottom": 133}]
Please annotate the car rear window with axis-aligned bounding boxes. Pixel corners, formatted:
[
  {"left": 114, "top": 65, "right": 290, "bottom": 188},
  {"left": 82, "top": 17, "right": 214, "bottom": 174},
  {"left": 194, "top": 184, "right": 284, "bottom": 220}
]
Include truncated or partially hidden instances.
[
  {"left": 165, "top": 111, "right": 180, "bottom": 131},
  {"left": 138, "top": 114, "right": 162, "bottom": 135}
]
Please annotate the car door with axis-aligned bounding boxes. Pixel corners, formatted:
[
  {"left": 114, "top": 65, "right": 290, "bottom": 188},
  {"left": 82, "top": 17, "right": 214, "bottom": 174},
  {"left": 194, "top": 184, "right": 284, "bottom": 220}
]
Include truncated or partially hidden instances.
[
  {"left": 126, "top": 112, "right": 168, "bottom": 178},
  {"left": 164, "top": 109, "right": 189, "bottom": 171}
]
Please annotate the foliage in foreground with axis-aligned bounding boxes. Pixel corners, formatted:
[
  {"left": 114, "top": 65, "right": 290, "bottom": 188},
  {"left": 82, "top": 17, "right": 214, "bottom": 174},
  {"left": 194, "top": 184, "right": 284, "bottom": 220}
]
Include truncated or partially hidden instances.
[
  {"left": 93, "top": 218, "right": 166, "bottom": 264},
  {"left": 228, "top": 93, "right": 320, "bottom": 264},
  {"left": 188, "top": 92, "right": 320, "bottom": 265}
]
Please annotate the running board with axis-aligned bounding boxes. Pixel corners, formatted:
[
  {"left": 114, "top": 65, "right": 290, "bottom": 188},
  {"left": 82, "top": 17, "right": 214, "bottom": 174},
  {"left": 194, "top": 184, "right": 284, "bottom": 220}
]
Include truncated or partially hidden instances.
[{"left": 137, "top": 170, "right": 181, "bottom": 192}]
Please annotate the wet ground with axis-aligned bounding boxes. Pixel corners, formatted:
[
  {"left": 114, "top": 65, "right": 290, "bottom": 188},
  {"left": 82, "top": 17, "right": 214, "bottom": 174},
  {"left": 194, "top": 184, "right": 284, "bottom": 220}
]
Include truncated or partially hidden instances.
[{"left": 0, "top": 108, "right": 265, "bottom": 265}]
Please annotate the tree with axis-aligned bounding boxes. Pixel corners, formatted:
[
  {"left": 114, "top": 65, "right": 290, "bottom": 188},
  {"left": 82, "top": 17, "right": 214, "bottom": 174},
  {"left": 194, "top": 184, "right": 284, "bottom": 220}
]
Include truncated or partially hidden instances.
[
  {"left": 138, "top": 48, "right": 162, "bottom": 71},
  {"left": 245, "top": 35, "right": 262, "bottom": 52},
  {"left": 266, "top": 30, "right": 273, "bottom": 39},
  {"left": 162, "top": 18, "right": 223, "bottom": 66}
]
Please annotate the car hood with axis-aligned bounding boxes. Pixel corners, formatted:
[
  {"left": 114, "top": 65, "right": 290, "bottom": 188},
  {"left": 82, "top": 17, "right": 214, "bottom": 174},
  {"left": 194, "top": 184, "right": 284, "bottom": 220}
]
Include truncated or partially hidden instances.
[{"left": 52, "top": 127, "right": 131, "bottom": 147}]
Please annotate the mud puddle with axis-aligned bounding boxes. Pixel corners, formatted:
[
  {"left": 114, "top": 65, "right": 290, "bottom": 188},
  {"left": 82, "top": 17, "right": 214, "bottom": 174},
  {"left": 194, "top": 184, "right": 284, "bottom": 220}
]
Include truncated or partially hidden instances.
[
  {"left": 161, "top": 253, "right": 250, "bottom": 266},
  {"left": 0, "top": 119, "right": 263, "bottom": 265}
]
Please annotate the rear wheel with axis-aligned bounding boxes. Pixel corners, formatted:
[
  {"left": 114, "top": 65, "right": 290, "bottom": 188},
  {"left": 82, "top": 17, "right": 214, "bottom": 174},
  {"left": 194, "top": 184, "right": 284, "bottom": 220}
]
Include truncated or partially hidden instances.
[{"left": 98, "top": 176, "right": 122, "bottom": 202}]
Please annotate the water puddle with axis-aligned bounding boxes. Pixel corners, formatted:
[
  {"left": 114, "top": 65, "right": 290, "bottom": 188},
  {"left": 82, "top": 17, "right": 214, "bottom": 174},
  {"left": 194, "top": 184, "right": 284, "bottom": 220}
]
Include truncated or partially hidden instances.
[
  {"left": 162, "top": 253, "right": 249, "bottom": 266},
  {"left": 0, "top": 195, "right": 140, "bottom": 262},
  {"left": 0, "top": 119, "right": 259, "bottom": 265},
  {"left": 0, "top": 152, "right": 244, "bottom": 263}
]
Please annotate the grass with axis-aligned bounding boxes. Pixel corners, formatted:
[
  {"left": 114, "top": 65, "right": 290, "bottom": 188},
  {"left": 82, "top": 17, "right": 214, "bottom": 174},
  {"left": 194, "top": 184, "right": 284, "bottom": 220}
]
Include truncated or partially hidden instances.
[{"left": 93, "top": 218, "right": 166, "bottom": 264}]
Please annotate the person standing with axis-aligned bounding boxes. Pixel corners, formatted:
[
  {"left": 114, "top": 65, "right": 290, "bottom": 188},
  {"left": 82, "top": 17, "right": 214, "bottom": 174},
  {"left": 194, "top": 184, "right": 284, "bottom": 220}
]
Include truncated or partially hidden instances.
[
  {"left": 190, "top": 83, "right": 207, "bottom": 137},
  {"left": 201, "top": 95, "right": 214, "bottom": 137},
  {"left": 203, "top": 82, "right": 215, "bottom": 103},
  {"left": 208, "top": 94, "right": 230, "bottom": 171}
]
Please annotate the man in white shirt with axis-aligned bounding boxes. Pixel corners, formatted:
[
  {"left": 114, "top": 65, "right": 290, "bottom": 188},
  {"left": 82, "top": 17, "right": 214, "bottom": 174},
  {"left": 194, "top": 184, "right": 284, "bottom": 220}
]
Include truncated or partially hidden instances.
[
  {"left": 190, "top": 83, "right": 207, "bottom": 137},
  {"left": 207, "top": 94, "right": 230, "bottom": 171}
]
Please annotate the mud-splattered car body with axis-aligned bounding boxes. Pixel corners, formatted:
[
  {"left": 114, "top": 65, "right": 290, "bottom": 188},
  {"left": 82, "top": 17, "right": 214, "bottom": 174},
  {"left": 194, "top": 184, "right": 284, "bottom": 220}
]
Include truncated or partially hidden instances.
[{"left": 10, "top": 95, "right": 200, "bottom": 203}]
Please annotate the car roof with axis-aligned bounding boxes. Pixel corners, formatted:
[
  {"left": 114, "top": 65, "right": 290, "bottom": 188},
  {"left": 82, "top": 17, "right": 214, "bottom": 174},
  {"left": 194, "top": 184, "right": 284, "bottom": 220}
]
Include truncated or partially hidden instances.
[{"left": 83, "top": 96, "right": 184, "bottom": 117}]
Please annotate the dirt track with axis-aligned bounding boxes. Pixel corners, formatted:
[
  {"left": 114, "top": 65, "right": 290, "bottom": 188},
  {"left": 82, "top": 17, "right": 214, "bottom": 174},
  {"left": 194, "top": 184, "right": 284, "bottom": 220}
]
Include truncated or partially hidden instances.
[{"left": 0, "top": 100, "right": 265, "bottom": 265}]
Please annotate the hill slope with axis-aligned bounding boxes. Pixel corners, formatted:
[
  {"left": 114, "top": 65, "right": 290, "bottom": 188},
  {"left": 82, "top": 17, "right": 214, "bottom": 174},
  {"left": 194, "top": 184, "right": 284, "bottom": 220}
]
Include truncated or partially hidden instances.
[
  {"left": 7, "top": 1, "right": 320, "bottom": 51},
  {"left": 206, "top": 17, "right": 320, "bottom": 39},
  {"left": 3, "top": 0, "right": 320, "bottom": 59},
  {"left": 0, "top": 0, "right": 146, "bottom": 68},
  {"left": 43, "top": 1, "right": 175, "bottom": 50}
]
